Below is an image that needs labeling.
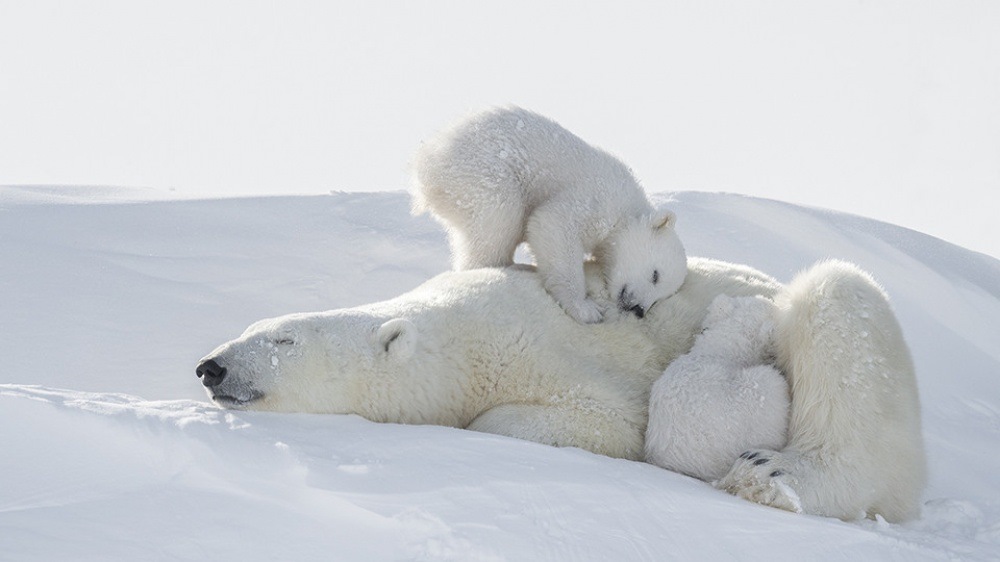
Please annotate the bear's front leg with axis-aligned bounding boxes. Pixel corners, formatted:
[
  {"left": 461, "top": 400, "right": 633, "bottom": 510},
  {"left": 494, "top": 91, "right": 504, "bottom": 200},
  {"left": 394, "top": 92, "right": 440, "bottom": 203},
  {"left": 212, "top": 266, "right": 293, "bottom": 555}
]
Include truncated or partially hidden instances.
[
  {"left": 525, "top": 211, "right": 604, "bottom": 324},
  {"left": 467, "top": 403, "right": 643, "bottom": 460}
]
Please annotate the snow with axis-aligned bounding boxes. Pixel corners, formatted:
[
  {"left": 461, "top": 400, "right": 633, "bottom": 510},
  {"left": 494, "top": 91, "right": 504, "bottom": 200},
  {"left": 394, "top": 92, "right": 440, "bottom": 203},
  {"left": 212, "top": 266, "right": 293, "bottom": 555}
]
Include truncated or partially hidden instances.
[{"left": 2, "top": 185, "right": 999, "bottom": 560}]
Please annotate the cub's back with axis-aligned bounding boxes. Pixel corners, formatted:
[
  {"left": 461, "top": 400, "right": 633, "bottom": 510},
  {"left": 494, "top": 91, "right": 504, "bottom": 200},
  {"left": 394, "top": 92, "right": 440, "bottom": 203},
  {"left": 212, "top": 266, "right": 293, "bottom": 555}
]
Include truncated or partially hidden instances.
[{"left": 413, "top": 106, "right": 640, "bottom": 210}]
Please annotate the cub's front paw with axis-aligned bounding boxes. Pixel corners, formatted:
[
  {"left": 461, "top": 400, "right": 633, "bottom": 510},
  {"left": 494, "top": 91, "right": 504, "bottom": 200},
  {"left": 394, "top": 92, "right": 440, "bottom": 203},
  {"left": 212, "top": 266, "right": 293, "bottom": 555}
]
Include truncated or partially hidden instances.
[
  {"left": 715, "top": 450, "right": 802, "bottom": 514},
  {"left": 564, "top": 298, "right": 605, "bottom": 324}
]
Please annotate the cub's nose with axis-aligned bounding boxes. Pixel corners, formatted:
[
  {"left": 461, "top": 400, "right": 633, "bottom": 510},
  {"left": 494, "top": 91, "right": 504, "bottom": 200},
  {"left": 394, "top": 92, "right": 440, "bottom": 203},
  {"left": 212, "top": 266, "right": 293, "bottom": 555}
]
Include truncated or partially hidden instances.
[
  {"left": 196, "top": 358, "right": 227, "bottom": 387},
  {"left": 617, "top": 287, "right": 645, "bottom": 318}
]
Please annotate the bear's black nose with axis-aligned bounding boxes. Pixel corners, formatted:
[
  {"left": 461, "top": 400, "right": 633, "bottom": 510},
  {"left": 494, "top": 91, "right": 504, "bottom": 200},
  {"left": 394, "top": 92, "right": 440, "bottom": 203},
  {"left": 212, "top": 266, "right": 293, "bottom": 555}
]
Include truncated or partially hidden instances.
[{"left": 196, "top": 358, "right": 227, "bottom": 387}]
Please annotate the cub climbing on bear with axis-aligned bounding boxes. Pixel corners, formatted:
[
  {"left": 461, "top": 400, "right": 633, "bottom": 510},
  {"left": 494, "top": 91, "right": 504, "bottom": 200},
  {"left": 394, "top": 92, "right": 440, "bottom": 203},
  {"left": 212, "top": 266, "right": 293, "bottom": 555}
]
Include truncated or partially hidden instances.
[
  {"left": 645, "top": 294, "right": 789, "bottom": 483},
  {"left": 410, "top": 106, "right": 686, "bottom": 323}
]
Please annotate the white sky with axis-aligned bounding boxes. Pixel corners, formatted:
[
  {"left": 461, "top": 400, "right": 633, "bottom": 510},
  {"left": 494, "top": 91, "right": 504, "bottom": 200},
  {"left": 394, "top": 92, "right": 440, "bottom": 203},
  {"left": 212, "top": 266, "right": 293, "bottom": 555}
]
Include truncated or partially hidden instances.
[{"left": 2, "top": 1, "right": 998, "bottom": 258}]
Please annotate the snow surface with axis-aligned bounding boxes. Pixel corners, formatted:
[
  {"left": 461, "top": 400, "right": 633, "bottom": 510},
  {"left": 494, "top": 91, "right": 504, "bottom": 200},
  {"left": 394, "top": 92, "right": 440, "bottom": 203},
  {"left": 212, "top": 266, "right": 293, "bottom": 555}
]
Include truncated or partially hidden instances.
[{"left": 1, "top": 186, "right": 999, "bottom": 560}]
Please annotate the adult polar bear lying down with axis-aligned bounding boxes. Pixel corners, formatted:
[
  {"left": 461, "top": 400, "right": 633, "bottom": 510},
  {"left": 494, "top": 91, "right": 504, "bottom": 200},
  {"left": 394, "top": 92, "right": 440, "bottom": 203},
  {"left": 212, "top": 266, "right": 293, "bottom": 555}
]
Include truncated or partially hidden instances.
[{"left": 196, "top": 257, "right": 925, "bottom": 522}]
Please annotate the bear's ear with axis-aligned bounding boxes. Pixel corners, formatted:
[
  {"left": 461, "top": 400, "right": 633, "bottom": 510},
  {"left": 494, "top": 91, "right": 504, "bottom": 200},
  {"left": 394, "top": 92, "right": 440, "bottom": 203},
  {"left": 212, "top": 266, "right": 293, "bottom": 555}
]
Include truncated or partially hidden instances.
[
  {"left": 652, "top": 209, "right": 676, "bottom": 231},
  {"left": 376, "top": 318, "right": 417, "bottom": 360}
]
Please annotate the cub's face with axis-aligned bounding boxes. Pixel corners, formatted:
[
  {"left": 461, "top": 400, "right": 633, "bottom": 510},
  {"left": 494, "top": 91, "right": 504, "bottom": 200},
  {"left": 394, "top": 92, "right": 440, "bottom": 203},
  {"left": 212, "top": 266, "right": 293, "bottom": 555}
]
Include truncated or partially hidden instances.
[
  {"left": 605, "top": 211, "right": 687, "bottom": 319},
  {"left": 195, "top": 312, "right": 417, "bottom": 414}
]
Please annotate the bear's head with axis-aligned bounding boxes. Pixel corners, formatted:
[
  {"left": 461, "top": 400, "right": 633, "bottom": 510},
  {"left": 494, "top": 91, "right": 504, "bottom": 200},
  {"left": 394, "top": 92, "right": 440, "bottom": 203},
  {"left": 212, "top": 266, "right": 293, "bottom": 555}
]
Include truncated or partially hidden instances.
[
  {"left": 196, "top": 312, "right": 417, "bottom": 413},
  {"left": 602, "top": 209, "right": 687, "bottom": 319},
  {"left": 696, "top": 294, "right": 777, "bottom": 363}
]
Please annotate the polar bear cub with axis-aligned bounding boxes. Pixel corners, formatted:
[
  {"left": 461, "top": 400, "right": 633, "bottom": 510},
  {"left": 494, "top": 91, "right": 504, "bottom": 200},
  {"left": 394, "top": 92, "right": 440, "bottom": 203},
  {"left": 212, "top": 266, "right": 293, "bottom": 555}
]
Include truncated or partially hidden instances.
[
  {"left": 645, "top": 294, "right": 789, "bottom": 482},
  {"left": 411, "top": 106, "right": 687, "bottom": 323}
]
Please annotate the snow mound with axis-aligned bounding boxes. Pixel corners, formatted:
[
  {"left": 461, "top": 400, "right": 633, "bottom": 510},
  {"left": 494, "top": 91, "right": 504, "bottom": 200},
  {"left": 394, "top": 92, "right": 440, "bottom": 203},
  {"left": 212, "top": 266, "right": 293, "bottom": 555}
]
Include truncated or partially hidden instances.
[{"left": 1, "top": 188, "right": 998, "bottom": 560}]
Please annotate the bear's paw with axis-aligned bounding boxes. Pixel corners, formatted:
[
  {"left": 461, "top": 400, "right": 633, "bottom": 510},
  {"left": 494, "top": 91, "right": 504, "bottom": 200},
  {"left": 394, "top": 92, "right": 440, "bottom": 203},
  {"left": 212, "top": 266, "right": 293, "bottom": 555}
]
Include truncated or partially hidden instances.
[
  {"left": 564, "top": 297, "right": 606, "bottom": 324},
  {"left": 714, "top": 450, "right": 802, "bottom": 514}
]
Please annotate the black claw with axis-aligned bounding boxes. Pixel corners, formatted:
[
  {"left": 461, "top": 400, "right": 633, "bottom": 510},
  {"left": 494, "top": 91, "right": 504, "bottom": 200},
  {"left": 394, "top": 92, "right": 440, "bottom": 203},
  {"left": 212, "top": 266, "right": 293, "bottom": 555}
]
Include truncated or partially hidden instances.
[
  {"left": 739, "top": 451, "right": 752, "bottom": 459},
  {"left": 753, "top": 458, "right": 769, "bottom": 466},
  {"left": 770, "top": 470, "right": 785, "bottom": 478},
  {"left": 746, "top": 452, "right": 760, "bottom": 460}
]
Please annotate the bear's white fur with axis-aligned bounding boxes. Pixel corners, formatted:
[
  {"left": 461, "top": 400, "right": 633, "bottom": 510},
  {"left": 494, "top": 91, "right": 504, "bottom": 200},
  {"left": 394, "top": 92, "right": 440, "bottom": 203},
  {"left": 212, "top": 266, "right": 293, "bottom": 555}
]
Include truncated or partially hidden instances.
[
  {"left": 198, "top": 258, "right": 925, "bottom": 522},
  {"left": 198, "top": 258, "right": 775, "bottom": 460},
  {"left": 645, "top": 294, "right": 789, "bottom": 482},
  {"left": 715, "top": 260, "right": 926, "bottom": 522},
  {"left": 410, "top": 106, "right": 687, "bottom": 323}
]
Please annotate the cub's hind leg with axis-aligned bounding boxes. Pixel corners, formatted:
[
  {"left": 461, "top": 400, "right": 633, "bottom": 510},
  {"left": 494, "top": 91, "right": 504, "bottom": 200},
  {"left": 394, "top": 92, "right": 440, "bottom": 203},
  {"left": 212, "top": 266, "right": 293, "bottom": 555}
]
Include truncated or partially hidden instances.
[{"left": 450, "top": 199, "right": 526, "bottom": 270}]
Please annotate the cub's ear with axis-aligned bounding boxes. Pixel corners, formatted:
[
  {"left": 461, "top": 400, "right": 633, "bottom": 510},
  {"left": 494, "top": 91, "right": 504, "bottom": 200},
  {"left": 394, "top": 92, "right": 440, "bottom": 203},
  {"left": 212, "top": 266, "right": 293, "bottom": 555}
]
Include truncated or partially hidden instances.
[
  {"left": 707, "top": 294, "right": 736, "bottom": 320},
  {"left": 376, "top": 318, "right": 417, "bottom": 360},
  {"left": 652, "top": 209, "right": 677, "bottom": 231}
]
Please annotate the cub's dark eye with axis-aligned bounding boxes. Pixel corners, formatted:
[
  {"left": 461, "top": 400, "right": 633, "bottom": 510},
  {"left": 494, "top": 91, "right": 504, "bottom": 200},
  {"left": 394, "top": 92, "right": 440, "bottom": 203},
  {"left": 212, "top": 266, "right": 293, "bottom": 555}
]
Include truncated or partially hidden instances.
[
  {"left": 275, "top": 339, "right": 295, "bottom": 346},
  {"left": 652, "top": 270, "right": 660, "bottom": 285}
]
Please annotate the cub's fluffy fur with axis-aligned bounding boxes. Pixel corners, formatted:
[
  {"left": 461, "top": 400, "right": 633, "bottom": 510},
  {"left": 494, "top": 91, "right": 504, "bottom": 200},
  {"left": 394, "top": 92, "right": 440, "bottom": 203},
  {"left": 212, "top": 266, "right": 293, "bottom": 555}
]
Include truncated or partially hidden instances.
[
  {"left": 411, "top": 106, "right": 686, "bottom": 323},
  {"left": 645, "top": 294, "right": 789, "bottom": 482}
]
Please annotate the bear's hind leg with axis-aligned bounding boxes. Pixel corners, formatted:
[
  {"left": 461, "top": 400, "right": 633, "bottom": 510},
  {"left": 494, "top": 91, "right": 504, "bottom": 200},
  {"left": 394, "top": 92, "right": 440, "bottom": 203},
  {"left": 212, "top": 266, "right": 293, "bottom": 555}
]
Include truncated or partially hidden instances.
[
  {"left": 716, "top": 445, "right": 916, "bottom": 521},
  {"left": 718, "top": 260, "right": 925, "bottom": 523}
]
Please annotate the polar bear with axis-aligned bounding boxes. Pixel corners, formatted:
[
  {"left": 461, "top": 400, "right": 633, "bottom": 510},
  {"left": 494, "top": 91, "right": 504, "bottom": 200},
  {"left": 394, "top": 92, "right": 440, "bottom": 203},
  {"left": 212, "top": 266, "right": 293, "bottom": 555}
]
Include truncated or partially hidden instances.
[
  {"left": 645, "top": 294, "right": 789, "bottom": 482},
  {"left": 715, "top": 260, "right": 926, "bottom": 522},
  {"left": 410, "top": 106, "right": 687, "bottom": 323},
  {"left": 196, "top": 258, "right": 925, "bottom": 522},
  {"left": 197, "top": 259, "right": 774, "bottom": 460}
]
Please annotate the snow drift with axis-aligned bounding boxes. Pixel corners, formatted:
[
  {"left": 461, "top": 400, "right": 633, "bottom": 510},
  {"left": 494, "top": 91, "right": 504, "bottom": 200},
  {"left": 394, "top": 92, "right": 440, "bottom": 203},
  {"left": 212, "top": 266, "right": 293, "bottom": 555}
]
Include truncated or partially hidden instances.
[{"left": 1, "top": 186, "right": 998, "bottom": 560}]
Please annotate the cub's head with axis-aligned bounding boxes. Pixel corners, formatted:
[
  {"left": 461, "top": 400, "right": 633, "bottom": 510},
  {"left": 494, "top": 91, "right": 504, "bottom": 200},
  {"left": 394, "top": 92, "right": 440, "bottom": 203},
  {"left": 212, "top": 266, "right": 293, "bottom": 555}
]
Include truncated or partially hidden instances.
[
  {"left": 604, "top": 209, "right": 687, "bottom": 318},
  {"left": 195, "top": 312, "right": 417, "bottom": 413},
  {"left": 699, "top": 294, "right": 777, "bottom": 359}
]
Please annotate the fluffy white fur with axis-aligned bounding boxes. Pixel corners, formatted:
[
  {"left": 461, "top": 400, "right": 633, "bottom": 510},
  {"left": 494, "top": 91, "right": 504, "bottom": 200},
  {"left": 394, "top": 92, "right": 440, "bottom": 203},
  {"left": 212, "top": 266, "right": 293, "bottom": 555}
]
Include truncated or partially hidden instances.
[
  {"left": 645, "top": 294, "right": 789, "bottom": 482},
  {"left": 410, "top": 106, "right": 687, "bottom": 323},
  {"left": 715, "top": 260, "right": 926, "bottom": 522},
  {"left": 198, "top": 258, "right": 775, "bottom": 461},
  {"left": 198, "top": 258, "right": 925, "bottom": 521}
]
